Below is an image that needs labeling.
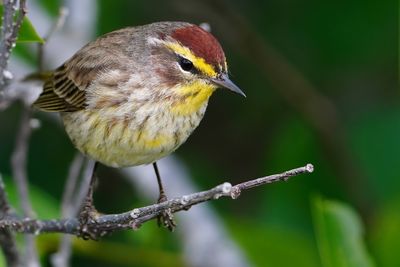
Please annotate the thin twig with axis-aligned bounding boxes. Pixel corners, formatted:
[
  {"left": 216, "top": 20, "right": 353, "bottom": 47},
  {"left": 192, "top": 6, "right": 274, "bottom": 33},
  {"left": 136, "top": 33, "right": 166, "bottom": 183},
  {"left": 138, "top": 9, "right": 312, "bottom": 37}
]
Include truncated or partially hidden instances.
[
  {"left": 0, "top": 174, "right": 20, "bottom": 267},
  {"left": 51, "top": 159, "right": 95, "bottom": 267},
  {"left": 11, "top": 108, "right": 34, "bottom": 217},
  {"left": 74, "top": 159, "right": 96, "bottom": 217},
  {"left": 60, "top": 153, "right": 85, "bottom": 218},
  {"left": 37, "top": 7, "right": 69, "bottom": 72},
  {"left": 11, "top": 108, "right": 34, "bottom": 220},
  {"left": 11, "top": 107, "right": 40, "bottom": 267},
  {"left": 0, "top": 164, "right": 313, "bottom": 237},
  {"left": 50, "top": 153, "right": 84, "bottom": 267}
]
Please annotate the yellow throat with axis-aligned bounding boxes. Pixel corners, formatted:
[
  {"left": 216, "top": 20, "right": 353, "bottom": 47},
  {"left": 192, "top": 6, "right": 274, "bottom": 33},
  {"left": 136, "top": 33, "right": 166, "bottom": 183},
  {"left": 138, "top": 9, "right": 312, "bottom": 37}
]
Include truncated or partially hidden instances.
[{"left": 171, "top": 80, "right": 217, "bottom": 115}]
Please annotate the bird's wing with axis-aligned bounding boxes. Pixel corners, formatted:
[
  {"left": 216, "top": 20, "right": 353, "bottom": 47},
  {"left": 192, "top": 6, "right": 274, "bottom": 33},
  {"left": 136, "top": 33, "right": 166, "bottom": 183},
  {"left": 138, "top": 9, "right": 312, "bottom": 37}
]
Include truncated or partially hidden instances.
[{"left": 33, "top": 64, "right": 87, "bottom": 112}]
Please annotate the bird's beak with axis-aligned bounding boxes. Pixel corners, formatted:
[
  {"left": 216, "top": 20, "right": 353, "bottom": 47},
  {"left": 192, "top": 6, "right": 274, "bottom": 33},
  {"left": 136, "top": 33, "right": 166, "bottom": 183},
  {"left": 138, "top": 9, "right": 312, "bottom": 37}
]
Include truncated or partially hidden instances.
[{"left": 211, "top": 74, "right": 246, "bottom": 97}]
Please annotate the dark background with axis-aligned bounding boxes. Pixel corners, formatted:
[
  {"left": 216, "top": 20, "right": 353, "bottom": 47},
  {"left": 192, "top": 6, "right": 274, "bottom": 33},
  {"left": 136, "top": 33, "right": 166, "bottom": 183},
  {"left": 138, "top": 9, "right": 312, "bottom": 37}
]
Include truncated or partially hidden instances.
[{"left": 0, "top": 0, "right": 398, "bottom": 266}]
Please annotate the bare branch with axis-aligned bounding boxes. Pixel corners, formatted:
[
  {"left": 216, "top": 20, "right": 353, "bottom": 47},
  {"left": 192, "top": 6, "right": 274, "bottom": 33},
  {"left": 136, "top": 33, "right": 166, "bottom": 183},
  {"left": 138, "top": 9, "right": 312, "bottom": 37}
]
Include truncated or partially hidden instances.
[
  {"left": 0, "top": 0, "right": 27, "bottom": 89},
  {"left": 0, "top": 164, "right": 313, "bottom": 237},
  {"left": 0, "top": 174, "right": 20, "bottom": 267},
  {"left": 230, "top": 164, "right": 314, "bottom": 198},
  {"left": 0, "top": 1, "right": 39, "bottom": 266}
]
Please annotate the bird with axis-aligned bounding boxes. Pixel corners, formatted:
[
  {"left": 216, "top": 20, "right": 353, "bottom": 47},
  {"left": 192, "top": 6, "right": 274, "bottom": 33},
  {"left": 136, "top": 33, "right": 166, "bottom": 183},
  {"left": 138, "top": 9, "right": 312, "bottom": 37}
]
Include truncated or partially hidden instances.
[{"left": 33, "top": 21, "right": 245, "bottom": 231}]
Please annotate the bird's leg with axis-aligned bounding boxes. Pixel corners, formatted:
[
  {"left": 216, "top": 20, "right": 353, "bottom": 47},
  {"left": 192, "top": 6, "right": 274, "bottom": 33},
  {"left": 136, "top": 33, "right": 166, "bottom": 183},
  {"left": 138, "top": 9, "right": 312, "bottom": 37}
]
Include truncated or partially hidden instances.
[
  {"left": 78, "top": 161, "right": 101, "bottom": 239},
  {"left": 153, "top": 162, "right": 176, "bottom": 231}
]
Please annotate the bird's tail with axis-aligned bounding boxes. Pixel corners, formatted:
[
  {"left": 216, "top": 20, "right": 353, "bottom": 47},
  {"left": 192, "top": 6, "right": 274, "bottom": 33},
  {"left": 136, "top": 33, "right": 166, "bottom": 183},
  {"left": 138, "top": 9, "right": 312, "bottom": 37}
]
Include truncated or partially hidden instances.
[{"left": 23, "top": 71, "right": 53, "bottom": 82}]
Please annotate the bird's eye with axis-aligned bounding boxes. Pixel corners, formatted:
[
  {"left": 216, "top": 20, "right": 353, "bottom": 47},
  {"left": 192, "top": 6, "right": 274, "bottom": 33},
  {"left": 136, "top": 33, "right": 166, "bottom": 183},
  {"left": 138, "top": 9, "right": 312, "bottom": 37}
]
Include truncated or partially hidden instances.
[{"left": 178, "top": 57, "right": 194, "bottom": 72}]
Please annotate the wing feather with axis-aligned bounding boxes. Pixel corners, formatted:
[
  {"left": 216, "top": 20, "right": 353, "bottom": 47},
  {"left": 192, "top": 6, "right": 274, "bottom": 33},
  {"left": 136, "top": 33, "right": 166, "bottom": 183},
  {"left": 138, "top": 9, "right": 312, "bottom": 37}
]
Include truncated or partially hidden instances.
[{"left": 33, "top": 27, "right": 134, "bottom": 112}]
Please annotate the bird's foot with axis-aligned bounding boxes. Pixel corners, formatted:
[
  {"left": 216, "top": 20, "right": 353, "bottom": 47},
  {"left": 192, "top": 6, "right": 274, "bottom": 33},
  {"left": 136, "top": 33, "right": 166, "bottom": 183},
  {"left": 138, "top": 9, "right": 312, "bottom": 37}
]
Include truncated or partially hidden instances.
[
  {"left": 78, "top": 197, "right": 101, "bottom": 240},
  {"left": 157, "top": 194, "right": 176, "bottom": 231}
]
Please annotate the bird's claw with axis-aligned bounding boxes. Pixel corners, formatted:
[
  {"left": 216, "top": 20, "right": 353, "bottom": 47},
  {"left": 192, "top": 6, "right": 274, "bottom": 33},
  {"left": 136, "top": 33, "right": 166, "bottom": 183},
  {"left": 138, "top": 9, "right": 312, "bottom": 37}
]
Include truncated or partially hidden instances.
[{"left": 157, "top": 195, "right": 176, "bottom": 231}]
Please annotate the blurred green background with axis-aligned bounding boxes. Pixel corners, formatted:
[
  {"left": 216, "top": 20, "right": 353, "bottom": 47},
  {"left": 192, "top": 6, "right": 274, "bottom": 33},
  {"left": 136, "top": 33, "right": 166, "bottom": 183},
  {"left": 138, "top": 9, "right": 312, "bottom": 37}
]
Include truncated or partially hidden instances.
[{"left": 0, "top": 0, "right": 398, "bottom": 266}]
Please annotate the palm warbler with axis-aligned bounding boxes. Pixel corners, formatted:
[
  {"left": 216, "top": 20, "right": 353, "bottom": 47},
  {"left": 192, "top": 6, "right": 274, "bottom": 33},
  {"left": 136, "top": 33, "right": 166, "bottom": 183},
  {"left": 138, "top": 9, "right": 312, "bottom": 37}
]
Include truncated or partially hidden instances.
[{"left": 33, "top": 21, "right": 245, "bottom": 229}]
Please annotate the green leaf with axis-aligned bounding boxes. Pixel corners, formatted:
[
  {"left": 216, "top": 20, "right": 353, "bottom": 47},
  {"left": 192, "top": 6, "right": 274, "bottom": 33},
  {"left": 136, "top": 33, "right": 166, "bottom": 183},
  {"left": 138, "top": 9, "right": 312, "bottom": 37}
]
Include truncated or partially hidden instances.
[
  {"left": 369, "top": 198, "right": 400, "bottom": 267},
  {"left": 0, "top": 248, "right": 5, "bottom": 267},
  {"left": 17, "top": 16, "right": 44, "bottom": 43},
  {"left": 228, "top": 219, "right": 320, "bottom": 267},
  {"left": 312, "top": 196, "right": 375, "bottom": 267},
  {"left": 0, "top": 5, "right": 44, "bottom": 43}
]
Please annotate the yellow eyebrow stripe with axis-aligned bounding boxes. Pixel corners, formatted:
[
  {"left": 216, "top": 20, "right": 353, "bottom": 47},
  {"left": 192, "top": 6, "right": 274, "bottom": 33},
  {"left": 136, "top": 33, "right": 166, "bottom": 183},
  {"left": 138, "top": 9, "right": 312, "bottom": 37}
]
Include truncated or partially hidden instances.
[{"left": 164, "top": 42, "right": 217, "bottom": 77}]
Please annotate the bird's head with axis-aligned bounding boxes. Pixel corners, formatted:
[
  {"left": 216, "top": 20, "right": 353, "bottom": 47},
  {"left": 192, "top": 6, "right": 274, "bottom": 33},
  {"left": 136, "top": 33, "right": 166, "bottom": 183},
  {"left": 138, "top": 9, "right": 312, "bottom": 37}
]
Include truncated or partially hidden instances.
[{"left": 146, "top": 22, "right": 245, "bottom": 113}]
